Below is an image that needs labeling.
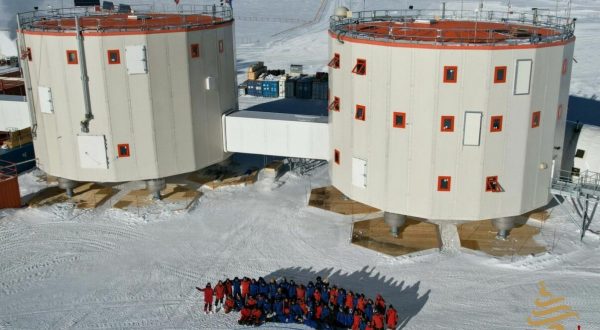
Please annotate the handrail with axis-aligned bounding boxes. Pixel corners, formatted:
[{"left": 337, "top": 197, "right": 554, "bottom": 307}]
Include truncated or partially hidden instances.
[
  {"left": 330, "top": 9, "right": 575, "bottom": 46},
  {"left": 18, "top": 4, "right": 233, "bottom": 33}
]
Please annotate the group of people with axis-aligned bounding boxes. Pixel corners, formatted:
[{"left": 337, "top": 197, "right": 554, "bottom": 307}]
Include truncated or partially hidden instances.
[{"left": 196, "top": 276, "right": 398, "bottom": 329}]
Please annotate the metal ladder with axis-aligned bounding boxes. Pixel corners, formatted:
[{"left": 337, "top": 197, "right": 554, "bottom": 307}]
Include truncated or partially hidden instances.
[{"left": 551, "top": 170, "right": 600, "bottom": 240}]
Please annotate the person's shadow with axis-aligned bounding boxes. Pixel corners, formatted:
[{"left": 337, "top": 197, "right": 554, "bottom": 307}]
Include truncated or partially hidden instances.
[{"left": 264, "top": 265, "right": 430, "bottom": 329}]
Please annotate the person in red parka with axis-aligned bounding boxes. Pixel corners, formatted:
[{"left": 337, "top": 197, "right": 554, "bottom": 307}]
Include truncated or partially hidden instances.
[
  {"left": 251, "top": 307, "right": 263, "bottom": 326},
  {"left": 214, "top": 280, "right": 225, "bottom": 309},
  {"left": 375, "top": 294, "right": 386, "bottom": 313},
  {"left": 386, "top": 305, "right": 398, "bottom": 329},
  {"left": 225, "top": 278, "right": 233, "bottom": 296},
  {"left": 373, "top": 310, "right": 384, "bottom": 330},
  {"left": 345, "top": 291, "right": 354, "bottom": 311},
  {"left": 241, "top": 277, "right": 250, "bottom": 298},
  {"left": 224, "top": 294, "right": 235, "bottom": 314},
  {"left": 351, "top": 310, "right": 361, "bottom": 330},
  {"left": 238, "top": 305, "right": 252, "bottom": 325},
  {"left": 196, "top": 283, "right": 214, "bottom": 314}
]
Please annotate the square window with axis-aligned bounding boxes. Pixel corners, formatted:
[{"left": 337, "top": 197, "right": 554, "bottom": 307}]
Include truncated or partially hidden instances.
[
  {"left": 107, "top": 50, "right": 120, "bottom": 64},
  {"left": 26, "top": 47, "right": 32, "bottom": 61},
  {"left": 575, "top": 149, "right": 585, "bottom": 158},
  {"left": 328, "top": 53, "right": 340, "bottom": 69},
  {"left": 190, "top": 43, "right": 200, "bottom": 58},
  {"left": 66, "top": 50, "right": 78, "bottom": 64},
  {"left": 494, "top": 66, "right": 507, "bottom": 83},
  {"left": 393, "top": 112, "right": 406, "bottom": 128},
  {"left": 117, "top": 144, "right": 130, "bottom": 157},
  {"left": 486, "top": 176, "right": 501, "bottom": 192},
  {"left": 443, "top": 66, "right": 457, "bottom": 83},
  {"left": 329, "top": 96, "right": 340, "bottom": 112},
  {"left": 355, "top": 105, "right": 366, "bottom": 121},
  {"left": 572, "top": 167, "right": 580, "bottom": 177},
  {"left": 218, "top": 40, "right": 224, "bottom": 53},
  {"left": 352, "top": 59, "right": 366, "bottom": 75},
  {"left": 531, "top": 111, "right": 541, "bottom": 128},
  {"left": 490, "top": 115, "right": 503, "bottom": 132},
  {"left": 440, "top": 115, "right": 455, "bottom": 132},
  {"left": 334, "top": 149, "right": 340, "bottom": 164},
  {"left": 438, "top": 176, "right": 451, "bottom": 192}
]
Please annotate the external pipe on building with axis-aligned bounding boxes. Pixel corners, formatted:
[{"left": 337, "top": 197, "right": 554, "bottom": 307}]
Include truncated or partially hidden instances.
[
  {"left": 75, "top": 16, "right": 94, "bottom": 133},
  {"left": 16, "top": 14, "right": 38, "bottom": 138}
]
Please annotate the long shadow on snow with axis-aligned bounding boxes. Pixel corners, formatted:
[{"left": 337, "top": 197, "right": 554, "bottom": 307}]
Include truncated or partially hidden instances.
[{"left": 264, "top": 265, "right": 430, "bottom": 329}]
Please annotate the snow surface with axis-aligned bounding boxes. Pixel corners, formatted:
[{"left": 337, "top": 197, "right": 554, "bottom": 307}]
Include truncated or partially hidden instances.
[{"left": 1, "top": 0, "right": 600, "bottom": 329}]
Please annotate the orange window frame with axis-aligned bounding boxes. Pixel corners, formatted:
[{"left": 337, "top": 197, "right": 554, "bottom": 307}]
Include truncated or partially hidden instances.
[
  {"left": 334, "top": 149, "right": 340, "bottom": 164},
  {"left": 190, "top": 43, "right": 200, "bottom": 58},
  {"left": 355, "top": 105, "right": 366, "bottom": 121},
  {"left": 531, "top": 111, "right": 541, "bottom": 128},
  {"left": 557, "top": 104, "right": 563, "bottom": 120},
  {"left": 440, "top": 115, "right": 455, "bottom": 132},
  {"left": 66, "top": 50, "right": 78, "bottom": 64},
  {"left": 486, "top": 176, "right": 501, "bottom": 192},
  {"left": 437, "top": 176, "right": 451, "bottom": 192},
  {"left": 562, "top": 58, "right": 568, "bottom": 75},
  {"left": 352, "top": 59, "right": 366, "bottom": 75},
  {"left": 443, "top": 66, "right": 457, "bottom": 83},
  {"left": 494, "top": 66, "right": 507, "bottom": 83},
  {"left": 490, "top": 115, "right": 503, "bottom": 132},
  {"left": 328, "top": 53, "right": 340, "bottom": 69},
  {"left": 107, "top": 49, "right": 120, "bottom": 64},
  {"left": 218, "top": 40, "right": 224, "bottom": 53},
  {"left": 393, "top": 112, "right": 406, "bottom": 128},
  {"left": 117, "top": 144, "right": 130, "bottom": 157},
  {"left": 329, "top": 96, "right": 340, "bottom": 112}
]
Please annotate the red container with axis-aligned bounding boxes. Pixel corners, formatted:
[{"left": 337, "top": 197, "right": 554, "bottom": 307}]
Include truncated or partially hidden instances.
[{"left": 0, "top": 161, "right": 21, "bottom": 209}]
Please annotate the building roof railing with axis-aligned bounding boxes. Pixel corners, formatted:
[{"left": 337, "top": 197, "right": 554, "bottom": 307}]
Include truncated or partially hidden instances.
[
  {"left": 330, "top": 9, "right": 575, "bottom": 46},
  {"left": 18, "top": 4, "right": 233, "bottom": 33}
]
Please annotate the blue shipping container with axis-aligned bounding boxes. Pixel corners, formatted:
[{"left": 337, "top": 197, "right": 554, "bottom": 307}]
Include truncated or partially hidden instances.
[
  {"left": 285, "top": 79, "right": 296, "bottom": 98},
  {"left": 295, "top": 77, "right": 313, "bottom": 99},
  {"left": 261, "top": 80, "right": 279, "bottom": 98},
  {"left": 312, "top": 81, "right": 328, "bottom": 100},
  {"left": 247, "top": 80, "right": 263, "bottom": 97}
]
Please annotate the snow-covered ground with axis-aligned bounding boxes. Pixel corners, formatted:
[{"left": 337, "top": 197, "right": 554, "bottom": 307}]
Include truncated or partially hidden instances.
[{"left": 1, "top": 0, "right": 600, "bottom": 329}]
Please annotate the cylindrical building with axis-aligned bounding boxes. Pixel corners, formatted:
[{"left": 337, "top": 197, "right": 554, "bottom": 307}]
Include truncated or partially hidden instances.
[
  {"left": 18, "top": 5, "right": 236, "bottom": 188},
  {"left": 328, "top": 9, "right": 575, "bottom": 223}
]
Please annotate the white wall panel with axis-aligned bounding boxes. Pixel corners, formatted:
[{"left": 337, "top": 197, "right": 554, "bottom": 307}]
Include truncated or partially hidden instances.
[
  {"left": 0, "top": 96, "right": 30, "bottom": 130},
  {"left": 463, "top": 112, "right": 482, "bottom": 146},
  {"left": 224, "top": 111, "right": 329, "bottom": 160},
  {"left": 77, "top": 135, "right": 108, "bottom": 169},
  {"left": 514, "top": 59, "right": 532, "bottom": 95}
]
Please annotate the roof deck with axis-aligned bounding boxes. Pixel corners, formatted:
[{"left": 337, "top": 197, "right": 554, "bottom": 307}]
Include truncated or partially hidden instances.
[
  {"left": 18, "top": 4, "right": 233, "bottom": 34},
  {"left": 330, "top": 9, "right": 575, "bottom": 47}
]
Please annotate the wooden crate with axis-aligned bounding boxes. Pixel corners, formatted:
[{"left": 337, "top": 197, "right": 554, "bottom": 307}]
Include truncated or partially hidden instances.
[{"left": 3, "top": 127, "right": 33, "bottom": 149}]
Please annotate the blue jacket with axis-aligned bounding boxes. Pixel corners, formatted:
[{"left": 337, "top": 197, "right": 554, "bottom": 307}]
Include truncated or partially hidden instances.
[
  {"left": 274, "top": 301, "right": 284, "bottom": 316},
  {"left": 288, "top": 285, "right": 297, "bottom": 299},
  {"left": 259, "top": 283, "right": 269, "bottom": 296},
  {"left": 344, "top": 313, "right": 353, "bottom": 327},
  {"left": 365, "top": 304, "right": 373, "bottom": 321},
  {"left": 263, "top": 301, "right": 272, "bottom": 314},
  {"left": 306, "top": 285, "right": 315, "bottom": 301},
  {"left": 269, "top": 283, "right": 278, "bottom": 299},
  {"left": 321, "top": 289, "right": 329, "bottom": 303},
  {"left": 250, "top": 282, "right": 259, "bottom": 297},
  {"left": 291, "top": 303, "right": 303, "bottom": 318},
  {"left": 337, "top": 291, "right": 346, "bottom": 307},
  {"left": 233, "top": 279, "right": 241, "bottom": 296},
  {"left": 321, "top": 306, "right": 330, "bottom": 320},
  {"left": 336, "top": 311, "right": 344, "bottom": 325}
]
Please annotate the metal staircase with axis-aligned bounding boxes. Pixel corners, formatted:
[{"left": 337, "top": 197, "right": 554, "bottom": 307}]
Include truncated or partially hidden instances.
[{"left": 551, "top": 170, "right": 600, "bottom": 240}]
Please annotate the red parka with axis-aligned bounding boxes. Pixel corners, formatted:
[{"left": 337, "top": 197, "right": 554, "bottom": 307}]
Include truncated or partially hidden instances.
[
  {"left": 352, "top": 314, "right": 361, "bottom": 330},
  {"left": 215, "top": 283, "right": 225, "bottom": 300},
  {"left": 199, "top": 286, "right": 214, "bottom": 304},
  {"left": 373, "top": 313, "right": 384, "bottom": 330},
  {"left": 345, "top": 294, "right": 354, "bottom": 310},
  {"left": 241, "top": 279, "right": 250, "bottom": 297},
  {"left": 386, "top": 307, "right": 398, "bottom": 329}
]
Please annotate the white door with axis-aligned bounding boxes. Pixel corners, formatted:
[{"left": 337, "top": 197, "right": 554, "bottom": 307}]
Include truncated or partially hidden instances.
[{"left": 352, "top": 157, "right": 367, "bottom": 188}]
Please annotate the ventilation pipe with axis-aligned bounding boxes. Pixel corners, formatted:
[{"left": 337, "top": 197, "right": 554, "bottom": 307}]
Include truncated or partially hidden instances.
[
  {"left": 75, "top": 16, "right": 94, "bottom": 133},
  {"left": 16, "top": 14, "right": 37, "bottom": 138}
]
